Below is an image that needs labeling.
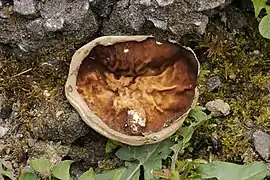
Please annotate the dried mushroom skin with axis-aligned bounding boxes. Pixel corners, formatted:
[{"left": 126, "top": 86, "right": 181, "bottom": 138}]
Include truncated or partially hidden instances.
[{"left": 76, "top": 38, "right": 198, "bottom": 136}]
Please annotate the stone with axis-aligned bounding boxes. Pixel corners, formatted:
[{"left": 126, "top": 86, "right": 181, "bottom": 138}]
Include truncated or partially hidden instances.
[
  {"left": 31, "top": 101, "right": 90, "bottom": 144},
  {"left": 101, "top": 0, "right": 145, "bottom": 35},
  {"left": 101, "top": 0, "right": 225, "bottom": 37},
  {"left": 40, "top": 0, "right": 97, "bottom": 34},
  {"left": 68, "top": 130, "right": 107, "bottom": 167},
  {"left": 0, "top": 106, "right": 12, "bottom": 119},
  {"left": 27, "top": 138, "right": 37, "bottom": 147},
  {"left": 0, "top": 0, "right": 229, "bottom": 56},
  {"left": 0, "top": 126, "right": 8, "bottom": 138},
  {"left": 13, "top": 0, "right": 37, "bottom": 16},
  {"left": 147, "top": 17, "right": 167, "bottom": 30},
  {"left": 253, "top": 131, "right": 270, "bottom": 160},
  {"left": 193, "top": 0, "right": 226, "bottom": 11},
  {"left": 206, "top": 76, "right": 222, "bottom": 91},
  {"left": 168, "top": 12, "right": 209, "bottom": 35},
  {"left": 28, "top": 140, "right": 70, "bottom": 164},
  {"left": 0, "top": 0, "right": 98, "bottom": 55},
  {"left": 0, "top": 1, "right": 2, "bottom": 8},
  {"left": 44, "top": 18, "right": 64, "bottom": 32},
  {"left": 156, "top": 0, "right": 175, "bottom": 7},
  {"left": 205, "top": 99, "right": 230, "bottom": 117}
]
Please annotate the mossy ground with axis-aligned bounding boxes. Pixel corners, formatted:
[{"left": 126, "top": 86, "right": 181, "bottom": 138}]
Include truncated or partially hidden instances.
[{"left": 181, "top": 16, "right": 270, "bottom": 163}]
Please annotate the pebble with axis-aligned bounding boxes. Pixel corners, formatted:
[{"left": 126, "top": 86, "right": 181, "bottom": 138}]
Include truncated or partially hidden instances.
[
  {"left": 0, "top": 106, "right": 12, "bottom": 119},
  {"left": 13, "top": 162, "right": 19, "bottom": 168},
  {"left": 205, "top": 99, "right": 230, "bottom": 117},
  {"left": 1, "top": 160, "right": 12, "bottom": 170},
  {"left": 0, "top": 126, "right": 8, "bottom": 138},
  {"left": 13, "top": 0, "right": 37, "bottom": 15},
  {"left": 28, "top": 138, "right": 37, "bottom": 147},
  {"left": 253, "top": 131, "right": 270, "bottom": 161},
  {"left": 45, "top": 18, "right": 65, "bottom": 32},
  {"left": 56, "top": 111, "right": 64, "bottom": 118},
  {"left": 206, "top": 76, "right": 222, "bottom": 92},
  {"left": 43, "top": 90, "right": 51, "bottom": 97}
]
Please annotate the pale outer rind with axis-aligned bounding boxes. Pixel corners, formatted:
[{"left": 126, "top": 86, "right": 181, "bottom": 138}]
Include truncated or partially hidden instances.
[{"left": 65, "top": 36, "right": 200, "bottom": 146}]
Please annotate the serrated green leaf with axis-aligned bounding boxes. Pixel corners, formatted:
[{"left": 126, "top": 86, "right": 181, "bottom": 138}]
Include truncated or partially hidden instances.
[
  {"left": 29, "top": 158, "right": 52, "bottom": 176},
  {"left": 96, "top": 168, "right": 128, "bottom": 180},
  {"left": 52, "top": 160, "right": 73, "bottom": 180},
  {"left": 79, "top": 168, "right": 95, "bottom": 180},
  {"left": 188, "top": 109, "right": 208, "bottom": 123},
  {"left": 171, "top": 109, "right": 208, "bottom": 171},
  {"left": 111, "top": 168, "right": 126, "bottom": 180},
  {"left": 259, "top": 15, "right": 270, "bottom": 39},
  {"left": 171, "top": 170, "right": 180, "bottom": 180},
  {"left": 251, "top": 0, "right": 266, "bottom": 17},
  {"left": 19, "top": 172, "right": 37, "bottom": 180},
  {"left": 197, "top": 161, "right": 268, "bottom": 180},
  {"left": 115, "top": 140, "right": 173, "bottom": 180}
]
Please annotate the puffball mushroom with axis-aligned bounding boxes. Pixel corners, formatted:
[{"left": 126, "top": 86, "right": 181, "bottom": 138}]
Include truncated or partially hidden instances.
[{"left": 65, "top": 36, "right": 200, "bottom": 146}]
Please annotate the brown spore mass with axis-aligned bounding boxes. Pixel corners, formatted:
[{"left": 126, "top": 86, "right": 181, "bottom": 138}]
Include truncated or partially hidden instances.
[{"left": 76, "top": 38, "right": 198, "bottom": 135}]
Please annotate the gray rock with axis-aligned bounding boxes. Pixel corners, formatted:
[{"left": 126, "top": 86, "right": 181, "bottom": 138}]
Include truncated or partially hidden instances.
[
  {"left": 102, "top": 0, "right": 145, "bottom": 35},
  {"left": 253, "top": 131, "right": 270, "bottom": 160},
  {"left": 27, "top": 138, "right": 37, "bottom": 147},
  {"left": 0, "top": 0, "right": 98, "bottom": 54},
  {"left": 0, "top": 0, "right": 229, "bottom": 56},
  {"left": 0, "top": 1, "right": 2, "bottom": 8},
  {"left": 40, "top": 0, "right": 97, "bottom": 34},
  {"left": 192, "top": 0, "right": 226, "bottom": 11},
  {"left": 101, "top": 0, "right": 221, "bottom": 37},
  {"left": 156, "top": 0, "right": 175, "bottom": 7},
  {"left": 68, "top": 130, "right": 107, "bottom": 167},
  {"left": 0, "top": 106, "right": 12, "bottom": 119},
  {"left": 44, "top": 18, "right": 64, "bottom": 32},
  {"left": 28, "top": 140, "right": 70, "bottom": 164},
  {"left": 205, "top": 99, "right": 230, "bottom": 117},
  {"left": 13, "top": 0, "right": 37, "bottom": 16},
  {"left": 31, "top": 101, "right": 90, "bottom": 144},
  {"left": 168, "top": 12, "right": 209, "bottom": 35},
  {"left": 0, "top": 126, "right": 8, "bottom": 138},
  {"left": 206, "top": 76, "right": 222, "bottom": 91}
]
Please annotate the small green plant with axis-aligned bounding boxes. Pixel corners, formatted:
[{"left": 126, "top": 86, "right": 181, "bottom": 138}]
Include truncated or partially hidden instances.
[
  {"left": 18, "top": 108, "right": 269, "bottom": 180},
  {"left": 19, "top": 159, "right": 73, "bottom": 180},
  {"left": 251, "top": 0, "right": 270, "bottom": 39}
]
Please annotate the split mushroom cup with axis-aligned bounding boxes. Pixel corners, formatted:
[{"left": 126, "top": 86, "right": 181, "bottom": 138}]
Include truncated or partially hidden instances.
[{"left": 65, "top": 36, "right": 200, "bottom": 146}]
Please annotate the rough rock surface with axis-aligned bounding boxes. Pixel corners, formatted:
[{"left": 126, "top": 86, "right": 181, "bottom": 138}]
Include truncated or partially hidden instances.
[
  {"left": 30, "top": 100, "right": 90, "bottom": 144},
  {"left": 0, "top": 0, "right": 98, "bottom": 54},
  {"left": 0, "top": 0, "right": 227, "bottom": 57},
  {"left": 13, "top": 0, "right": 38, "bottom": 16},
  {"left": 206, "top": 76, "right": 222, "bottom": 92},
  {"left": 101, "top": 0, "right": 219, "bottom": 38},
  {"left": 253, "top": 131, "right": 270, "bottom": 161},
  {"left": 0, "top": 126, "right": 8, "bottom": 138},
  {"left": 205, "top": 99, "right": 230, "bottom": 117}
]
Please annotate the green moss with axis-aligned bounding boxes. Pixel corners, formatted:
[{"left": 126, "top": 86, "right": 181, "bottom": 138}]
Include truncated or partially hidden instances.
[{"left": 191, "top": 23, "right": 270, "bottom": 162}]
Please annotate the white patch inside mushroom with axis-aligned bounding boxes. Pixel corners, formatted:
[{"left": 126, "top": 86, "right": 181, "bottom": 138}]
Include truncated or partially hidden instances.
[
  {"left": 127, "top": 109, "right": 146, "bottom": 132},
  {"left": 124, "top": 49, "right": 129, "bottom": 53}
]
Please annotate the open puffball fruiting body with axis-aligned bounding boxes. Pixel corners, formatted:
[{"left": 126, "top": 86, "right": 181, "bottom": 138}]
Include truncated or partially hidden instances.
[{"left": 65, "top": 36, "right": 200, "bottom": 146}]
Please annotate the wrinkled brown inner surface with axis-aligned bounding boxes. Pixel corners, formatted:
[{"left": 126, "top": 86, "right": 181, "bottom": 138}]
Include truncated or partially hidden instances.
[{"left": 76, "top": 38, "right": 198, "bottom": 135}]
